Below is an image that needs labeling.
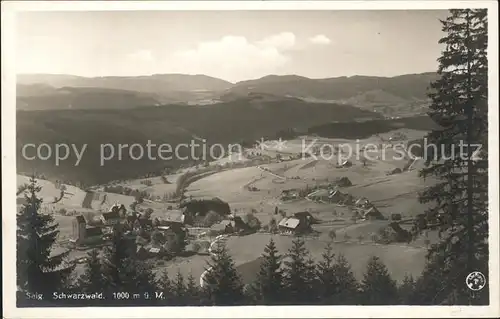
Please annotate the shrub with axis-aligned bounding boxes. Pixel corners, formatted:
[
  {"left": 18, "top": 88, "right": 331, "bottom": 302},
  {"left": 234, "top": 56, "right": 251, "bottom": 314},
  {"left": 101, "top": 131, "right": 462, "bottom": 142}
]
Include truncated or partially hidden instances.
[
  {"left": 328, "top": 230, "right": 337, "bottom": 241},
  {"left": 135, "top": 193, "right": 144, "bottom": 204},
  {"left": 189, "top": 242, "right": 201, "bottom": 253},
  {"left": 269, "top": 218, "right": 278, "bottom": 233},
  {"left": 244, "top": 213, "right": 261, "bottom": 230},
  {"left": 144, "top": 208, "right": 154, "bottom": 219},
  {"left": 203, "top": 211, "right": 223, "bottom": 227}
]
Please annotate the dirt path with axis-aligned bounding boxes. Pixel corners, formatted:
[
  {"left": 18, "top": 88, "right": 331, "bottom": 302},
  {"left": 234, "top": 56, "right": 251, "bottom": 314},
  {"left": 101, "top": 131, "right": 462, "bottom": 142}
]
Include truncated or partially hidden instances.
[
  {"left": 242, "top": 175, "right": 266, "bottom": 191},
  {"left": 256, "top": 166, "right": 287, "bottom": 180}
]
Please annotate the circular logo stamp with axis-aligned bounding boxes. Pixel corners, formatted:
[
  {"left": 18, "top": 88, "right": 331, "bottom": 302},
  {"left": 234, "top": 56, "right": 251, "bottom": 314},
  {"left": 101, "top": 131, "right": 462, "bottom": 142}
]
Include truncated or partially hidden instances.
[{"left": 466, "top": 271, "right": 486, "bottom": 291}]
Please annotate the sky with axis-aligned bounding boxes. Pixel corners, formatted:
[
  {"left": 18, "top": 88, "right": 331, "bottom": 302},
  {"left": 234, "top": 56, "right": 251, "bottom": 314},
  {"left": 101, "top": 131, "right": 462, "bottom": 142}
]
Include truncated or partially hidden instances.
[{"left": 16, "top": 10, "right": 448, "bottom": 83}]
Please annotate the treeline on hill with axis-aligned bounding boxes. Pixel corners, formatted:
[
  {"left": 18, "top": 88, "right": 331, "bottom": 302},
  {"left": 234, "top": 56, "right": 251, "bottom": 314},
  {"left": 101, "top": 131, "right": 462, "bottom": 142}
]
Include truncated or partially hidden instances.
[
  {"left": 16, "top": 98, "right": 381, "bottom": 185},
  {"left": 307, "top": 115, "right": 440, "bottom": 140}
]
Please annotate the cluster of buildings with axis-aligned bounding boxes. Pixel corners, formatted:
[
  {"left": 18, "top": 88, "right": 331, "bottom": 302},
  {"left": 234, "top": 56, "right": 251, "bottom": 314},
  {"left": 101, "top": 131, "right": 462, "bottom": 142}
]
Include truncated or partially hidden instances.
[
  {"left": 71, "top": 204, "right": 126, "bottom": 246},
  {"left": 307, "top": 189, "right": 355, "bottom": 205},
  {"left": 71, "top": 204, "right": 188, "bottom": 255}
]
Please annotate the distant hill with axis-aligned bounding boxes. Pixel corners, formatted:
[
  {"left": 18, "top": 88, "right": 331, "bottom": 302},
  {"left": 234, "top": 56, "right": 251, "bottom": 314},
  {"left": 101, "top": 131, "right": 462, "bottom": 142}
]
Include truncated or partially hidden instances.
[
  {"left": 17, "top": 73, "right": 233, "bottom": 92},
  {"left": 16, "top": 72, "right": 438, "bottom": 114},
  {"left": 16, "top": 83, "right": 61, "bottom": 97},
  {"left": 228, "top": 72, "right": 438, "bottom": 115},
  {"left": 17, "top": 85, "right": 162, "bottom": 110},
  {"left": 231, "top": 73, "right": 438, "bottom": 100},
  {"left": 16, "top": 73, "right": 233, "bottom": 108},
  {"left": 16, "top": 99, "right": 381, "bottom": 185}
]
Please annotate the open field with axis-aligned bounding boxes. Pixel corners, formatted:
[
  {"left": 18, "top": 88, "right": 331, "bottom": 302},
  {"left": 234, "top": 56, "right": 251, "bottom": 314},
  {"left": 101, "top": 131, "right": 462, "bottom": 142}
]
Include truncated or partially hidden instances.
[
  {"left": 112, "top": 175, "right": 179, "bottom": 198},
  {"left": 17, "top": 175, "right": 87, "bottom": 209}
]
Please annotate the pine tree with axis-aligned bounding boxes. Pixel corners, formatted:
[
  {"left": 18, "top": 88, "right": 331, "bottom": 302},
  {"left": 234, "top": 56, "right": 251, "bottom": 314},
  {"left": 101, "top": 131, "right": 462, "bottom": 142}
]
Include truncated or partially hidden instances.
[
  {"left": 398, "top": 274, "right": 416, "bottom": 305},
  {"left": 416, "top": 9, "right": 488, "bottom": 305},
  {"left": 360, "top": 256, "right": 399, "bottom": 305},
  {"left": 282, "top": 237, "right": 317, "bottom": 304},
  {"left": 411, "top": 258, "right": 472, "bottom": 305},
  {"left": 17, "top": 177, "right": 75, "bottom": 296},
  {"left": 157, "top": 269, "right": 174, "bottom": 305},
  {"left": 331, "top": 253, "right": 359, "bottom": 304},
  {"left": 185, "top": 272, "right": 203, "bottom": 306},
  {"left": 204, "top": 244, "right": 244, "bottom": 305},
  {"left": 101, "top": 227, "right": 157, "bottom": 297},
  {"left": 251, "top": 238, "right": 283, "bottom": 304},
  {"left": 173, "top": 271, "right": 185, "bottom": 305},
  {"left": 316, "top": 242, "right": 336, "bottom": 303},
  {"left": 77, "top": 249, "right": 104, "bottom": 293}
]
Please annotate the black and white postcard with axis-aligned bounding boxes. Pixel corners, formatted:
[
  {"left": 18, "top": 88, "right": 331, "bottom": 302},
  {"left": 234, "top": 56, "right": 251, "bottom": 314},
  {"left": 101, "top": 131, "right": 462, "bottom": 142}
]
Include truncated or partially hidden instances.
[{"left": 2, "top": 1, "right": 499, "bottom": 318}]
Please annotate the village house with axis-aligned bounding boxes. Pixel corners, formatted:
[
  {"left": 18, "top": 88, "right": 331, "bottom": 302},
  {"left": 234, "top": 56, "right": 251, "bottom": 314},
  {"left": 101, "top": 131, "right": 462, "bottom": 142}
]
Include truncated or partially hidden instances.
[
  {"left": 361, "top": 205, "right": 385, "bottom": 220},
  {"left": 210, "top": 215, "right": 251, "bottom": 235},
  {"left": 157, "top": 223, "right": 188, "bottom": 238},
  {"left": 307, "top": 189, "right": 331, "bottom": 202},
  {"left": 307, "top": 188, "right": 351, "bottom": 205},
  {"left": 355, "top": 197, "right": 370, "bottom": 207},
  {"left": 161, "top": 209, "right": 186, "bottom": 224},
  {"left": 391, "top": 213, "right": 402, "bottom": 221},
  {"left": 71, "top": 215, "right": 104, "bottom": 245},
  {"left": 100, "top": 209, "right": 121, "bottom": 226},
  {"left": 148, "top": 246, "right": 164, "bottom": 257},
  {"left": 335, "top": 176, "right": 353, "bottom": 187},
  {"left": 278, "top": 217, "right": 311, "bottom": 235},
  {"left": 281, "top": 189, "right": 299, "bottom": 200},
  {"left": 388, "top": 222, "right": 412, "bottom": 242},
  {"left": 337, "top": 160, "right": 353, "bottom": 168},
  {"left": 328, "top": 190, "right": 349, "bottom": 204}
]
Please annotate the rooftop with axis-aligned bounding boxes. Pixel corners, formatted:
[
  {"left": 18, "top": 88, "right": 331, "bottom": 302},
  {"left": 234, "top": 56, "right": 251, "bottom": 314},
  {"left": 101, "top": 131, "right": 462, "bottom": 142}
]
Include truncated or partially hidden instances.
[{"left": 278, "top": 217, "right": 300, "bottom": 229}]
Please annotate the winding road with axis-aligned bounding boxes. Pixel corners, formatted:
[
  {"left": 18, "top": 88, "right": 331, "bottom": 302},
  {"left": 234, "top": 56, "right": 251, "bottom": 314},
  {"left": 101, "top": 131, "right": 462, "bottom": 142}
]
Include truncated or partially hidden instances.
[{"left": 199, "top": 234, "right": 229, "bottom": 288}]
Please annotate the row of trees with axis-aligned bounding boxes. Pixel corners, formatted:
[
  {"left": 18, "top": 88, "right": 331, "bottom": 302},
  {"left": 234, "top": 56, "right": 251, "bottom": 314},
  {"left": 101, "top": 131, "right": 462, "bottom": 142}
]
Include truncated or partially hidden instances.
[
  {"left": 103, "top": 185, "right": 149, "bottom": 201},
  {"left": 16, "top": 8, "right": 489, "bottom": 307}
]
